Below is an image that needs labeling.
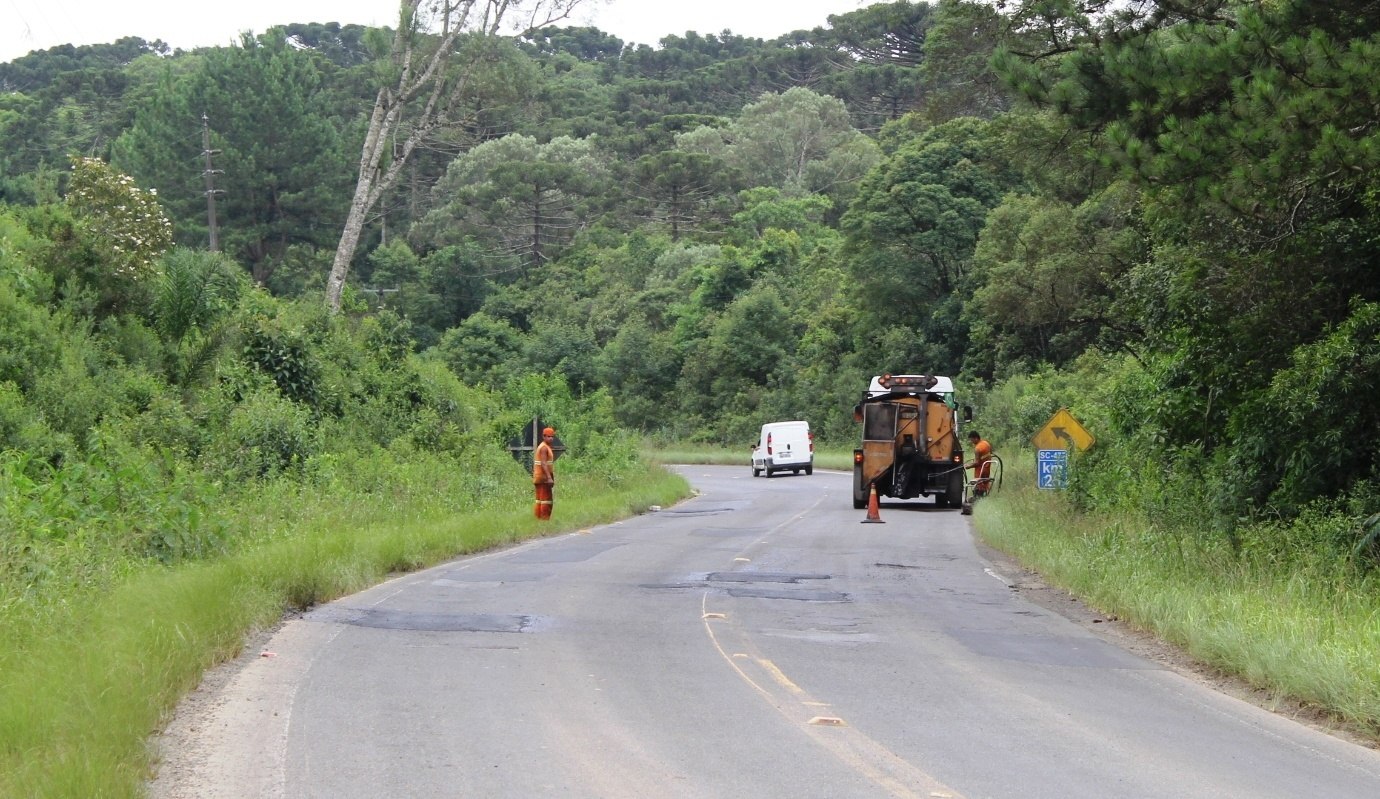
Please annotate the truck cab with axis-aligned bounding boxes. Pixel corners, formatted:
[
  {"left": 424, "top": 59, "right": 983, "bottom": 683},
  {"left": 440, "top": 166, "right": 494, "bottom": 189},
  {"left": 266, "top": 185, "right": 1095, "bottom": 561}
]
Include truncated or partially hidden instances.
[{"left": 852, "top": 374, "right": 966, "bottom": 509}]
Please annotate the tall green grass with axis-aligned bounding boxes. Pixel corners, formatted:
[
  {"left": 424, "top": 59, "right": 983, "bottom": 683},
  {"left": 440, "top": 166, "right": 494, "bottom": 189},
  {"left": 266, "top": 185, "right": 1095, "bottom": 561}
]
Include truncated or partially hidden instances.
[
  {"left": 0, "top": 467, "right": 690, "bottom": 798},
  {"left": 972, "top": 472, "right": 1380, "bottom": 738},
  {"left": 644, "top": 442, "right": 855, "bottom": 471}
]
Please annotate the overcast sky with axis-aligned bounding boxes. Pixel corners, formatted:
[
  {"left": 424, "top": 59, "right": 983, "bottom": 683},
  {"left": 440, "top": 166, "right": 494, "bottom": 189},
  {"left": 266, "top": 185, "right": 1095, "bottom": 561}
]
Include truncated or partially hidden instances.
[{"left": 1, "top": 0, "right": 882, "bottom": 64}]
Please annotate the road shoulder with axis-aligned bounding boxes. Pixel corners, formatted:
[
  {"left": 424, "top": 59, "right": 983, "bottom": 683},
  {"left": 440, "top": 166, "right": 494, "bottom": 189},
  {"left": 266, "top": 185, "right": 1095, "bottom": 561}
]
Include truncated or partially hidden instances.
[{"left": 974, "top": 539, "right": 1379, "bottom": 751}]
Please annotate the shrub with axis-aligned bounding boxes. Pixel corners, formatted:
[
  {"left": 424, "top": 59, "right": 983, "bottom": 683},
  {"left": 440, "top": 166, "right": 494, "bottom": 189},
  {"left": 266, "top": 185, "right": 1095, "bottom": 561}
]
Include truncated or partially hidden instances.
[
  {"left": 64, "top": 156, "right": 172, "bottom": 282},
  {"left": 106, "top": 392, "right": 205, "bottom": 458},
  {"left": 0, "top": 382, "right": 73, "bottom": 465},
  {"left": 28, "top": 350, "right": 115, "bottom": 448},
  {"left": 240, "top": 315, "right": 321, "bottom": 409},
  {"left": 96, "top": 314, "right": 164, "bottom": 373},
  {"left": 152, "top": 248, "right": 245, "bottom": 343},
  {"left": 0, "top": 280, "right": 67, "bottom": 391},
  {"left": 209, "top": 388, "right": 318, "bottom": 480}
]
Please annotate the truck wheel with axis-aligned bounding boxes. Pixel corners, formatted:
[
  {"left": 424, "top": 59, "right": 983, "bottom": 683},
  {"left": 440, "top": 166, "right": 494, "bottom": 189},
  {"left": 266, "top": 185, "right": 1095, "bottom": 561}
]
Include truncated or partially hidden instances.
[
  {"left": 852, "top": 465, "right": 867, "bottom": 509},
  {"left": 945, "top": 468, "right": 965, "bottom": 508}
]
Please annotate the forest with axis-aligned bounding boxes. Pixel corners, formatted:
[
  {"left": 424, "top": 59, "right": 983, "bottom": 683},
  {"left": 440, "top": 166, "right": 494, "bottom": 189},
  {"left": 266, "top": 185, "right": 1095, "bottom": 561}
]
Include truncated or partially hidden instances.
[{"left": 2, "top": 0, "right": 1379, "bottom": 605}]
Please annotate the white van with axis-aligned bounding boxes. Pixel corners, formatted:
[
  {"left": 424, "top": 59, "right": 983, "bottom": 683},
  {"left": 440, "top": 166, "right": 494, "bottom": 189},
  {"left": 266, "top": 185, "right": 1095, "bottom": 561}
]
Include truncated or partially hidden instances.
[{"left": 751, "top": 421, "right": 813, "bottom": 477}]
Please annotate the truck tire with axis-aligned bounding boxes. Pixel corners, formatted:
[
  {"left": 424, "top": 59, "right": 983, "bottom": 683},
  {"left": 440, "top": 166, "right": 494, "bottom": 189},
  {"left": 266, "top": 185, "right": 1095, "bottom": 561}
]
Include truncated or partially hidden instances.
[
  {"left": 944, "top": 467, "right": 965, "bottom": 509},
  {"left": 852, "top": 465, "right": 867, "bottom": 509}
]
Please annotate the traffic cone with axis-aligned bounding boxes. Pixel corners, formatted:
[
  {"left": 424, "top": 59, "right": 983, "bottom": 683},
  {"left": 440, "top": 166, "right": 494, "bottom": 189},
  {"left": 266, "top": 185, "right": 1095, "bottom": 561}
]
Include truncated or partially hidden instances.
[{"left": 861, "top": 482, "right": 885, "bottom": 524}]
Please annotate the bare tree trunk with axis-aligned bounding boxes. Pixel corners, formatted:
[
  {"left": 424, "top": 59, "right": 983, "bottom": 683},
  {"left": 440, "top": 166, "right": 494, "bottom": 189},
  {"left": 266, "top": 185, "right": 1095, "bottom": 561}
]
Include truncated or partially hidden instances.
[
  {"left": 326, "top": 0, "right": 587, "bottom": 312},
  {"left": 670, "top": 182, "right": 681, "bottom": 242}
]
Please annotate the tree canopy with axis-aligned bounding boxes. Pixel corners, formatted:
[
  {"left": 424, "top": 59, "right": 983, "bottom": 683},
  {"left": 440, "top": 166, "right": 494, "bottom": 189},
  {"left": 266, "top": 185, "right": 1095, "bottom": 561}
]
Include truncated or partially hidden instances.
[{"left": 3, "top": 0, "right": 1379, "bottom": 528}]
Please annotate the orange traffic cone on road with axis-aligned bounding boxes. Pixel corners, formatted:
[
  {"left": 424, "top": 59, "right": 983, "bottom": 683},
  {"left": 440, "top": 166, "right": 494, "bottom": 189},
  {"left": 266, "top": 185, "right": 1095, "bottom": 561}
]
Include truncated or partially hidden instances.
[{"left": 861, "top": 482, "right": 885, "bottom": 524}]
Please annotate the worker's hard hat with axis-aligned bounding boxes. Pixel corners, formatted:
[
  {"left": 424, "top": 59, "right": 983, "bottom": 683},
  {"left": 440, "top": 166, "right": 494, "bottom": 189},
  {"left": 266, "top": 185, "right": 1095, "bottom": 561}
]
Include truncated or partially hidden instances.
[{"left": 542, "top": 427, "right": 556, "bottom": 437}]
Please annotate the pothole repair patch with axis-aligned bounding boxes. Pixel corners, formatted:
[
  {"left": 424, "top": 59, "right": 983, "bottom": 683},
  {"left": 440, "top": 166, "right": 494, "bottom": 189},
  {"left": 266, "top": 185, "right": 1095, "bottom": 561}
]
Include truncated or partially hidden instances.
[
  {"left": 707, "top": 572, "right": 831, "bottom": 584},
  {"left": 309, "top": 607, "right": 535, "bottom": 633}
]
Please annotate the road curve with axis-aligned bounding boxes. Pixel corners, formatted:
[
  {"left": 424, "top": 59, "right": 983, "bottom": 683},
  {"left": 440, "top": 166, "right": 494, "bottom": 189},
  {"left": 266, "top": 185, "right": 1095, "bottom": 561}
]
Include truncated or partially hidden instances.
[{"left": 150, "top": 465, "right": 1380, "bottom": 798}]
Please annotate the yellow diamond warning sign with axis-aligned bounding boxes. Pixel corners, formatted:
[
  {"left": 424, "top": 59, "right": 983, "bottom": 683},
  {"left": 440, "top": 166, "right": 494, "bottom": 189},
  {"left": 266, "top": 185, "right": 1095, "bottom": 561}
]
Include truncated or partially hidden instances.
[{"left": 1032, "top": 408, "right": 1095, "bottom": 451}]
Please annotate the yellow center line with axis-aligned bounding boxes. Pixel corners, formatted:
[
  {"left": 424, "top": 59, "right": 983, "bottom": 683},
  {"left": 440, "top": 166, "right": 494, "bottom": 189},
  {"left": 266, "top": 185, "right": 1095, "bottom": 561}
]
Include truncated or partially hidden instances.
[{"left": 700, "top": 591, "right": 967, "bottom": 799}]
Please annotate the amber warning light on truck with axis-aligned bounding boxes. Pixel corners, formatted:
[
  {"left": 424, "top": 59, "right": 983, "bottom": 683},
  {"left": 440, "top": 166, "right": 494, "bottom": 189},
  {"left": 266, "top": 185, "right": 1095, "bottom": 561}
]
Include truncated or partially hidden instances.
[{"left": 877, "top": 374, "right": 939, "bottom": 391}]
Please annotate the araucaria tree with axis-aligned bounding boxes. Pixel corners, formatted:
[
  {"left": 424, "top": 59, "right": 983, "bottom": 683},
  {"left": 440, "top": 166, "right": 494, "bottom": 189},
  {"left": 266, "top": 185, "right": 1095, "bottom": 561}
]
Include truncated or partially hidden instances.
[{"left": 326, "top": 0, "right": 587, "bottom": 312}]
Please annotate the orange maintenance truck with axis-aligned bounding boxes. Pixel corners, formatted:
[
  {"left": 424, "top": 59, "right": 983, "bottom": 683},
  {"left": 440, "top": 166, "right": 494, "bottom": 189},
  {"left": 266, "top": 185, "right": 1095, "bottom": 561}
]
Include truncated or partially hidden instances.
[{"left": 852, "top": 374, "right": 969, "bottom": 509}]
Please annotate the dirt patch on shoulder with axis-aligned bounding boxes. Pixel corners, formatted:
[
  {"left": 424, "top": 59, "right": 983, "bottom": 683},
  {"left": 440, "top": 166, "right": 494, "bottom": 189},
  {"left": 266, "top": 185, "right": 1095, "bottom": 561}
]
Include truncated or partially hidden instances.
[{"left": 974, "top": 539, "right": 1379, "bottom": 751}]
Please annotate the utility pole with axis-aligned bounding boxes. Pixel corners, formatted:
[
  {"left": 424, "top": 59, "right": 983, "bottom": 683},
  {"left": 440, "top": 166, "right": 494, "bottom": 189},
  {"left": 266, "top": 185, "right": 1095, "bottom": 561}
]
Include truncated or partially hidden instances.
[
  {"left": 359, "top": 286, "right": 400, "bottom": 309},
  {"left": 201, "top": 113, "right": 225, "bottom": 251}
]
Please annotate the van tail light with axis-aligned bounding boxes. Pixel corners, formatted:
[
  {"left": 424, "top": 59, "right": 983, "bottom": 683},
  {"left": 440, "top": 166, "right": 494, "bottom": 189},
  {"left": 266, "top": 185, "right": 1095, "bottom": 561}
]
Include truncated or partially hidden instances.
[
  {"left": 808, "top": 432, "right": 814, "bottom": 453},
  {"left": 767, "top": 432, "right": 773, "bottom": 455}
]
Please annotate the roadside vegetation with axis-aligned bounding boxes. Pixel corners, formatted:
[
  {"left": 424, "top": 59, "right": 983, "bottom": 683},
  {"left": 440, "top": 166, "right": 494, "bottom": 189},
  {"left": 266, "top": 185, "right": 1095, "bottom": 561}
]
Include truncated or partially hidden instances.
[
  {"left": 0, "top": 167, "right": 689, "bottom": 796},
  {"left": 1, "top": 462, "right": 687, "bottom": 798},
  {"left": 972, "top": 473, "right": 1380, "bottom": 741},
  {"left": 967, "top": 362, "right": 1380, "bottom": 740}
]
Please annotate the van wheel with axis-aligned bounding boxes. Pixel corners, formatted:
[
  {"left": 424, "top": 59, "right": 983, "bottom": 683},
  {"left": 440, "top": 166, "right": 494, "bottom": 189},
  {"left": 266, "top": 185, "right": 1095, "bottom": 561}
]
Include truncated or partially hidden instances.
[
  {"left": 793, "top": 468, "right": 800, "bottom": 475},
  {"left": 805, "top": 465, "right": 813, "bottom": 476},
  {"left": 752, "top": 466, "right": 760, "bottom": 477}
]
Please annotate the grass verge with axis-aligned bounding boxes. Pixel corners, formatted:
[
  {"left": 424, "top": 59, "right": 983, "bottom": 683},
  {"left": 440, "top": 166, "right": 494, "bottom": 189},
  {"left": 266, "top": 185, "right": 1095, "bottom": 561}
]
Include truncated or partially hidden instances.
[
  {"left": 971, "top": 478, "right": 1380, "bottom": 741},
  {"left": 644, "top": 443, "right": 855, "bottom": 471},
  {"left": 0, "top": 468, "right": 691, "bottom": 798}
]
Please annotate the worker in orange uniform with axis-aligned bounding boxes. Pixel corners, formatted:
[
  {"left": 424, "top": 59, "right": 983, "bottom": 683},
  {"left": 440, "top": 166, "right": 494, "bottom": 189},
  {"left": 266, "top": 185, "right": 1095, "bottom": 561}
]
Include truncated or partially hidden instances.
[
  {"left": 967, "top": 430, "right": 993, "bottom": 497},
  {"left": 533, "top": 426, "right": 557, "bottom": 520}
]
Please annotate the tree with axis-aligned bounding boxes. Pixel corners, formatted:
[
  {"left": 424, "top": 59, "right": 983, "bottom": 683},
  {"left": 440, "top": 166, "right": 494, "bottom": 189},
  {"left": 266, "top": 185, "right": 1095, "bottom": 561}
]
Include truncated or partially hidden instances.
[
  {"left": 676, "top": 87, "right": 881, "bottom": 199},
  {"left": 65, "top": 156, "right": 173, "bottom": 282},
  {"left": 631, "top": 150, "right": 736, "bottom": 241},
  {"left": 813, "top": 0, "right": 935, "bottom": 128},
  {"left": 325, "top": 0, "right": 589, "bottom": 312},
  {"left": 677, "top": 283, "right": 799, "bottom": 435},
  {"left": 966, "top": 185, "right": 1144, "bottom": 374},
  {"left": 727, "top": 187, "right": 833, "bottom": 246},
  {"left": 0, "top": 39, "right": 169, "bottom": 205},
  {"left": 411, "top": 133, "right": 608, "bottom": 269},
  {"left": 594, "top": 314, "right": 681, "bottom": 428},
  {"left": 111, "top": 33, "right": 349, "bottom": 286},
  {"left": 990, "top": 0, "right": 1380, "bottom": 513},
  {"left": 431, "top": 311, "right": 523, "bottom": 387},
  {"left": 843, "top": 116, "right": 1016, "bottom": 308},
  {"left": 920, "top": 0, "right": 1015, "bottom": 121}
]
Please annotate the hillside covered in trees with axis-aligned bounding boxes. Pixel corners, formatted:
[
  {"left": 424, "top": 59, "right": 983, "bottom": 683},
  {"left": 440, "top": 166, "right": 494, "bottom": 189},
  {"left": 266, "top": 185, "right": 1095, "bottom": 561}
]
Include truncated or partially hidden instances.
[{"left": 3, "top": 0, "right": 1379, "bottom": 560}]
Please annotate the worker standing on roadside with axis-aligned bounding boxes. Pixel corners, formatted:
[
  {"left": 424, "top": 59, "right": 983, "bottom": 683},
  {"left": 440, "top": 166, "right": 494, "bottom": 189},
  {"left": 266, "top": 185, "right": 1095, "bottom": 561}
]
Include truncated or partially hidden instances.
[
  {"left": 967, "top": 430, "right": 993, "bottom": 497},
  {"left": 533, "top": 426, "right": 557, "bottom": 520}
]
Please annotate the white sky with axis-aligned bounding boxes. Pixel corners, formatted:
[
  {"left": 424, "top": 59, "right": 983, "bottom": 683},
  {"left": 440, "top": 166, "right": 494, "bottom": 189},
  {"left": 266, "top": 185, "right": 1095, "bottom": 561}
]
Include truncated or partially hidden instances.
[{"left": 1, "top": 0, "right": 882, "bottom": 64}]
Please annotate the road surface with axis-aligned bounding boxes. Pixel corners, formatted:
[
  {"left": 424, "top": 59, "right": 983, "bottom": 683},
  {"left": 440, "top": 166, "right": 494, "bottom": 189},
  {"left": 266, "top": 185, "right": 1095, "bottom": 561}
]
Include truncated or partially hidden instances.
[{"left": 150, "top": 465, "right": 1380, "bottom": 798}]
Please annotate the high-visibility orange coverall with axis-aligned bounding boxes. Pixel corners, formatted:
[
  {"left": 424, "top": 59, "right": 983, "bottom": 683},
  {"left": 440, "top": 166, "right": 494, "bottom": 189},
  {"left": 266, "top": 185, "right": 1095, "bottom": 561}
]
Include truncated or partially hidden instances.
[
  {"left": 971, "top": 438, "right": 993, "bottom": 496},
  {"left": 533, "top": 433, "right": 556, "bottom": 520}
]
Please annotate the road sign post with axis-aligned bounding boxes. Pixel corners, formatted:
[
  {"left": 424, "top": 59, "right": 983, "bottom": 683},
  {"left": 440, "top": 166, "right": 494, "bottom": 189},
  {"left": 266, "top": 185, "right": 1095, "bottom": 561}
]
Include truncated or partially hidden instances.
[
  {"left": 1032, "top": 409, "right": 1090, "bottom": 492},
  {"left": 506, "top": 417, "right": 565, "bottom": 471}
]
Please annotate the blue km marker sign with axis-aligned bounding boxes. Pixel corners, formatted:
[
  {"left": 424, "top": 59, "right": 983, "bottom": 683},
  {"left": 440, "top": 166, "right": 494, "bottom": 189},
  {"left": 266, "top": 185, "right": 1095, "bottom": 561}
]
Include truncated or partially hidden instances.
[{"left": 1037, "top": 449, "right": 1068, "bottom": 490}]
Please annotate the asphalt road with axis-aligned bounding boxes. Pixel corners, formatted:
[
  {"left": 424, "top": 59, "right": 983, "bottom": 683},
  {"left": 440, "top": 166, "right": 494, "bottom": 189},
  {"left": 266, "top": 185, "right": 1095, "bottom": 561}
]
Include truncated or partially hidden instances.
[{"left": 150, "top": 465, "right": 1380, "bottom": 798}]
